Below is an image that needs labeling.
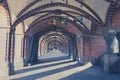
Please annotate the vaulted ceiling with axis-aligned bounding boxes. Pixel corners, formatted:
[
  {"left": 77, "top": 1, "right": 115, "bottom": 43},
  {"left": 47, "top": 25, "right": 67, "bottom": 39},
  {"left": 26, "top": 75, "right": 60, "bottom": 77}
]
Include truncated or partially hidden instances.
[{"left": 6, "top": 0, "right": 110, "bottom": 34}]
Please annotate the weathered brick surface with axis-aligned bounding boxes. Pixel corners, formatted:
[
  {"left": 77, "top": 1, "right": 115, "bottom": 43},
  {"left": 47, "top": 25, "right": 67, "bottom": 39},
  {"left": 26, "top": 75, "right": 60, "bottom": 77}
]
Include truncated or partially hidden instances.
[
  {"left": 80, "top": 35, "right": 106, "bottom": 64},
  {"left": 90, "top": 36, "right": 106, "bottom": 60},
  {"left": 0, "top": 5, "right": 8, "bottom": 27},
  {"left": 112, "top": 10, "right": 120, "bottom": 28}
]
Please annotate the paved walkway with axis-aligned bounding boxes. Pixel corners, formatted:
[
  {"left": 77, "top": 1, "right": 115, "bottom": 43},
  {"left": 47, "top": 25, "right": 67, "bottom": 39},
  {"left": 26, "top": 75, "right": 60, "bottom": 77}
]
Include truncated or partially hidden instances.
[{"left": 4, "top": 52, "right": 120, "bottom": 80}]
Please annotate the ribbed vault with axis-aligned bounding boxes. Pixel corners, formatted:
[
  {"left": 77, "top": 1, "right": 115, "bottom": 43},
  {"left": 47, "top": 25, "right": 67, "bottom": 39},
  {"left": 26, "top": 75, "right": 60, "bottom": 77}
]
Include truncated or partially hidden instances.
[{"left": 1, "top": 0, "right": 116, "bottom": 75}]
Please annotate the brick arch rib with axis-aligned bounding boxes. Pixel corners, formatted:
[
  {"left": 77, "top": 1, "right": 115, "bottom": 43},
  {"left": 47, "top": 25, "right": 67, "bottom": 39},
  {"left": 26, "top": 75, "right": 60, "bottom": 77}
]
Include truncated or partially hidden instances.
[
  {"left": 105, "top": 0, "right": 120, "bottom": 8},
  {"left": 27, "top": 10, "right": 99, "bottom": 32},
  {"left": 12, "top": 2, "right": 102, "bottom": 30},
  {"left": 2, "top": 0, "right": 12, "bottom": 26},
  {"left": 26, "top": 16, "right": 89, "bottom": 34},
  {"left": 27, "top": 10, "right": 102, "bottom": 34},
  {"left": 75, "top": 0, "right": 103, "bottom": 24},
  {"left": 105, "top": 4, "right": 117, "bottom": 28},
  {"left": 17, "top": 0, "right": 102, "bottom": 24}
]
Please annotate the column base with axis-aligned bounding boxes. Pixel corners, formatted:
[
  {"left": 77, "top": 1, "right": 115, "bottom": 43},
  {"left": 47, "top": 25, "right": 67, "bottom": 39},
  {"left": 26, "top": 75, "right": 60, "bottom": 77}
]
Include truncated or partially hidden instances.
[
  {"left": 103, "top": 54, "right": 120, "bottom": 73},
  {"left": 0, "top": 62, "right": 9, "bottom": 78},
  {"left": 14, "top": 59, "right": 24, "bottom": 70}
]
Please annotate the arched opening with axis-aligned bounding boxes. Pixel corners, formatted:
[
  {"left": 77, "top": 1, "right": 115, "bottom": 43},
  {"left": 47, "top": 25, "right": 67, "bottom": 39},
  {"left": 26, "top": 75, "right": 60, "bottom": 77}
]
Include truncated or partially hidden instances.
[
  {"left": 7, "top": 0, "right": 106, "bottom": 76},
  {"left": 113, "top": 36, "right": 119, "bottom": 53},
  {"left": 37, "top": 27, "right": 72, "bottom": 63},
  {"left": 24, "top": 25, "right": 79, "bottom": 65},
  {"left": 38, "top": 30, "right": 69, "bottom": 56},
  {"left": 0, "top": 4, "right": 11, "bottom": 77},
  {"left": 115, "top": 32, "right": 120, "bottom": 55},
  {"left": 1, "top": 0, "right": 120, "bottom": 79}
]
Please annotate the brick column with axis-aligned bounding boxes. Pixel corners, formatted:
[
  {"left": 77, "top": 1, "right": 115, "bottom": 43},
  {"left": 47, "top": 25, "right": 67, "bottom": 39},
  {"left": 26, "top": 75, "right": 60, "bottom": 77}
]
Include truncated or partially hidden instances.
[
  {"left": 102, "top": 28, "right": 115, "bottom": 54},
  {"left": 14, "top": 34, "right": 24, "bottom": 69},
  {"left": 76, "top": 35, "right": 84, "bottom": 63},
  {"left": 102, "top": 28, "right": 120, "bottom": 73},
  {"left": 0, "top": 27, "right": 10, "bottom": 78}
]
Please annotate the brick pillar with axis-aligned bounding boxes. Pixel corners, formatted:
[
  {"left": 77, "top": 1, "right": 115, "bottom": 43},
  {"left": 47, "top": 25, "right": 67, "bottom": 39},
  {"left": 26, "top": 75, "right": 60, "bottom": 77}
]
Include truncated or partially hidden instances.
[
  {"left": 76, "top": 35, "right": 84, "bottom": 63},
  {"left": 14, "top": 34, "right": 24, "bottom": 69},
  {"left": 24, "top": 36, "right": 34, "bottom": 66},
  {"left": 102, "top": 28, "right": 115, "bottom": 54},
  {"left": 0, "top": 28, "right": 9, "bottom": 78},
  {"left": 102, "top": 28, "right": 120, "bottom": 73}
]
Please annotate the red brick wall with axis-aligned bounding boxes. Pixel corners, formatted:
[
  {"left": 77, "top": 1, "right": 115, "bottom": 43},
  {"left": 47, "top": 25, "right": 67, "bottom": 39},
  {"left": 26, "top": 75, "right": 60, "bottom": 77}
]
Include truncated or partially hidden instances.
[
  {"left": 78, "top": 35, "right": 107, "bottom": 64},
  {"left": 76, "top": 36, "right": 83, "bottom": 60},
  {"left": 90, "top": 36, "right": 106, "bottom": 60},
  {"left": 83, "top": 36, "right": 91, "bottom": 61},
  {"left": 84, "top": 36, "right": 90, "bottom": 56},
  {"left": 112, "top": 10, "right": 120, "bottom": 28}
]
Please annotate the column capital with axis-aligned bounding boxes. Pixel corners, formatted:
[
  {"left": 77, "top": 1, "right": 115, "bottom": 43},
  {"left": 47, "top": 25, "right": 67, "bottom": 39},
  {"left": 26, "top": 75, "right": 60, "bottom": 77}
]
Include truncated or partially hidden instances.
[
  {"left": 102, "top": 28, "right": 116, "bottom": 54},
  {"left": 0, "top": 26, "right": 10, "bottom": 29}
]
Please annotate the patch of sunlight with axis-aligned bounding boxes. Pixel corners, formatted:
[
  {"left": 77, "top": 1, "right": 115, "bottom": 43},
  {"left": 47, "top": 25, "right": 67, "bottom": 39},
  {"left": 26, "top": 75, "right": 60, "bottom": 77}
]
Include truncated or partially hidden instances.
[
  {"left": 113, "top": 37, "right": 119, "bottom": 53},
  {"left": 38, "top": 49, "right": 67, "bottom": 60},
  {"left": 0, "top": 76, "right": 9, "bottom": 80},
  {"left": 49, "top": 49, "right": 62, "bottom": 53},
  {"left": 9, "top": 59, "right": 75, "bottom": 79},
  {"left": 35, "top": 62, "right": 92, "bottom": 80}
]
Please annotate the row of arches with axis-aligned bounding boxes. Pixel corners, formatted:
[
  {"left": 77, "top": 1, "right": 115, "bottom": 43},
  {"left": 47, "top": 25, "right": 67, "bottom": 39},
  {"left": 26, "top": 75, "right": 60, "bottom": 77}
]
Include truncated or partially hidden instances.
[{"left": 0, "top": 0, "right": 120, "bottom": 76}]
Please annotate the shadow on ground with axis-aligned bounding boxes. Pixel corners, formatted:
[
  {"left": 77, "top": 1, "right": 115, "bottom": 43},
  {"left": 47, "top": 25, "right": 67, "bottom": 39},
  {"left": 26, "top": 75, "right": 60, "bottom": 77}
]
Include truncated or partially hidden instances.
[
  {"left": 11, "top": 62, "right": 82, "bottom": 80},
  {"left": 60, "top": 66, "right": 120, "bottom": 80},
  {"left": 14, "top": 57, "right": 72, "bottom": 75},
  {"left": 10, "top": 52, "right": 120, "bottom": 80}
]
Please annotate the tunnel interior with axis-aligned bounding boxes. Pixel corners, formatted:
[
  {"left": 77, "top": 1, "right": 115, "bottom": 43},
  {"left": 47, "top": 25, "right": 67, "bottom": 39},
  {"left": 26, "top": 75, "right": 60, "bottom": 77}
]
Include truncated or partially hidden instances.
[
  {"left": 2, "top": 0, "right": 120, "bottom": 77},
  {"left": 7, "top": 0, "right": 97, "bottom": 74},
  {"left": 25, "top": 25, "right": 80, "bottom": 65}
]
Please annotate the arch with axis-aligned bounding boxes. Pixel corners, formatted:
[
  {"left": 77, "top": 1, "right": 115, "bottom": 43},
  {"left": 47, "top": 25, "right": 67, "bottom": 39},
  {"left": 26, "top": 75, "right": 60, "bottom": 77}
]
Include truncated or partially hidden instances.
[
  {"left": 105, "top": 0, "right": 120, "bottom": 8},
  {"left": 12, "top": 2, "right": 103, "bottom": 29},
  {"left": 26, "top": 26, "right": 76, "bottom": 64},
  {"left": 105, "top": 0, "right": 120, "bottom": 28},
  {"left": 42, "top": 37, "right": 67, "bottom": 54},
  {"left": 8, "top": 1, "right": 105, "bottom": 75},
  {"left": 75, "top": 0, "right": 103, "bottom": 23},
  {"left": 41, "top": 33, "right": 68, "bottom": 45},
  {"left": 0, "top": 1, "right": 12, "bottom": 76},
  {"left": 0, "top": 4, "right": 10, "bottom": 26},
  {"left": 105, "top": 4, "right": 117, "bottom": 27},
  {"left": 26, "top": 16, "right": 89, "bottom": 35},
  {"left": 25, "top": 10, "right": 100, "bottom": 33},
  {"left": 17, "top": 0, "right": 102, "bottom": 24},
  {"left": 0, "top": 1, "right": 11, "bottom": 62},
  {"left": 34, "top": 27, "right": 71, "bottom": 57}
]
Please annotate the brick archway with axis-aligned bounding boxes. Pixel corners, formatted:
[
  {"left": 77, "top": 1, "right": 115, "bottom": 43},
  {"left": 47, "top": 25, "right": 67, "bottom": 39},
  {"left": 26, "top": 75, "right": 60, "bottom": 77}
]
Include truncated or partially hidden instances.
[
  {"left": 105, "top": 3, "right": 120, "bottom": 28},
  {"left": 0, "top": 0, "right": 11, "bottom": 77},
  {"left": 105, "top": 0, "right": 120, "bottom": 8},
  {"left": 7, "top": 0, "right": 107, "bottom": 75}
]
